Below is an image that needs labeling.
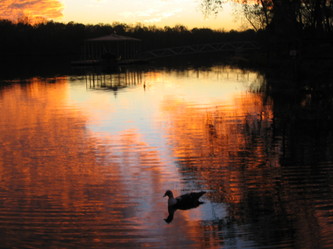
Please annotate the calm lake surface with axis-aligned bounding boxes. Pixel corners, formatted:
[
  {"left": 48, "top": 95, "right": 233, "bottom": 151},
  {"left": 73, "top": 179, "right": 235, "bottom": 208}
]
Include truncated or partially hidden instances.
[{"left": 0, "top": 64, "right": 333, "bottom": 248}]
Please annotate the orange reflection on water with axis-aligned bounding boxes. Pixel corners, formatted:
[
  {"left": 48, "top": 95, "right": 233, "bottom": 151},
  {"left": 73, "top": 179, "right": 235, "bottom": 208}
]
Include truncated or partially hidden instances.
[
  {"left": 0, "top": 77, "right": 207, "bottom": 248},
  {"left": 0, "top": 78, "right": 141, "bottom": 248},
  {"left": 0, "top": 78, "right": 116, "bottom": 203},
  {"left": 161, "top": 77, "right": 277, "bottom": 205}
]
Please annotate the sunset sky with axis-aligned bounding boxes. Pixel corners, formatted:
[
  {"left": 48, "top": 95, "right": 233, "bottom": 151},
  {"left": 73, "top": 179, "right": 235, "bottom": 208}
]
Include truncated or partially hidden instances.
[{"left": 0, "top": 0, "right": 245, "bottom": 30}]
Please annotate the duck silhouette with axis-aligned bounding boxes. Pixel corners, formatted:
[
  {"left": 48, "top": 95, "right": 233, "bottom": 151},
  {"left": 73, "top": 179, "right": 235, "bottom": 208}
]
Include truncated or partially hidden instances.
[{"left": 163, "top": 190, "right": 206, "bottom": 223}]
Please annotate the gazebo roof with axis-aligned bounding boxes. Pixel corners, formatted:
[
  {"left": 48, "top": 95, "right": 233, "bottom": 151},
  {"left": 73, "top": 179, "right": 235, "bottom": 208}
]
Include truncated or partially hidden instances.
[{"left": 86, "top": 34, "right": 141, "bottom": 42}]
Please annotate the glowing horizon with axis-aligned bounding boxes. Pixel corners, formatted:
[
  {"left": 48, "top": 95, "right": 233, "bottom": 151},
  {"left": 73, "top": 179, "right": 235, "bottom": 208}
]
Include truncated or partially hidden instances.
[{"left": 0, "top": 0, "right": 246, "bottom": 30}]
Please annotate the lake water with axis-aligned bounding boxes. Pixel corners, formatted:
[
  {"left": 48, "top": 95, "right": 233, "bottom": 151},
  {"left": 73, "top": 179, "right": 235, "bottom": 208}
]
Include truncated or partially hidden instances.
[{"left": 0, "top": 64, "right": 332, "bottom": 248}]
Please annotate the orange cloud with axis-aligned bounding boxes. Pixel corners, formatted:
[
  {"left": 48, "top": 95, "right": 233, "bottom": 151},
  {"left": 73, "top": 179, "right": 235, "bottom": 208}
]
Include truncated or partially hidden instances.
[{"left": 0, "top": 0, "right": 63, "bottom": 22}]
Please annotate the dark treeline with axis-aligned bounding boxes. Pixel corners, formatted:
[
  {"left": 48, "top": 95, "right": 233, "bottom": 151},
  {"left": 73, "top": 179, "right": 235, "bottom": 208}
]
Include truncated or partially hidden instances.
[{"left": 0, "top": 19, "right": 257, "bottom": 60}]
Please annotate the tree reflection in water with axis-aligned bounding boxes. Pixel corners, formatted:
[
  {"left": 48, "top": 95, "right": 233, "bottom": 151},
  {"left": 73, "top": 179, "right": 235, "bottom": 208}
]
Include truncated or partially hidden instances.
[
  {"left": 159, "top": 67, "right": 333, "bottom": 248},
  {"left": 0, "top": 65, "right": 332, "bottom": 249}
]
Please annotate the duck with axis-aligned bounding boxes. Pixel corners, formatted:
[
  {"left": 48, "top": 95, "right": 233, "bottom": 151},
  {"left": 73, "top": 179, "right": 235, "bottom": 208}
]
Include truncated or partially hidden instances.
[
  {"left": 163, "top": 190, "right": 206, "bottom": 223},
  {"left": 163, "top": 190, "right": 206, "bottom": 209}
]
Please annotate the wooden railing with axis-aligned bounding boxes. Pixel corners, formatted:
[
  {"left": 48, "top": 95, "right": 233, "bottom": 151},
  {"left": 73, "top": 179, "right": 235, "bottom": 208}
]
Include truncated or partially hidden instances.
[{"left": 138, "top": 41, "right": 260, "bottom": 59}]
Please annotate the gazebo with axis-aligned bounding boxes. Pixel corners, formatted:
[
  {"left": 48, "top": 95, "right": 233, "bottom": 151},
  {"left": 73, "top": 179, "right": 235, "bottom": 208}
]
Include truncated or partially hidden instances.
[{"left": 83, "top": 34, "right": 141, "bottom": 61}]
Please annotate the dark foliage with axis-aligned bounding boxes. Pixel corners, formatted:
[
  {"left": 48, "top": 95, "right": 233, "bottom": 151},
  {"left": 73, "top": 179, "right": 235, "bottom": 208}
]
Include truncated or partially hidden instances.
[{"left": 0, "top": 19, "right": 257, "bottom": 60}]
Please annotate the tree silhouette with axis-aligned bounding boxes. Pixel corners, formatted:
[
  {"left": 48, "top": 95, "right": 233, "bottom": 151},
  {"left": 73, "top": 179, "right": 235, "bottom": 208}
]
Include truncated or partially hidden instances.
[{"left": 202, "top": 0, "right": 333, "bottom": 36}]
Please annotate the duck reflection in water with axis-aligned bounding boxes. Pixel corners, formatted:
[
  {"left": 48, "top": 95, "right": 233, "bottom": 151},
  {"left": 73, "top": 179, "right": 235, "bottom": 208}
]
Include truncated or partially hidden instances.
[{"left": 163, "top": 190, "right": 206, "bottom": 224}]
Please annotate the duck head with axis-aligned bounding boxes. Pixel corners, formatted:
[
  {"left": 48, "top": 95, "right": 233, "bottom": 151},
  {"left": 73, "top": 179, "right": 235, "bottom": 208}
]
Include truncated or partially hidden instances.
[{"left": 163, "top": 190, "right": 174, "bottom": 198}]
